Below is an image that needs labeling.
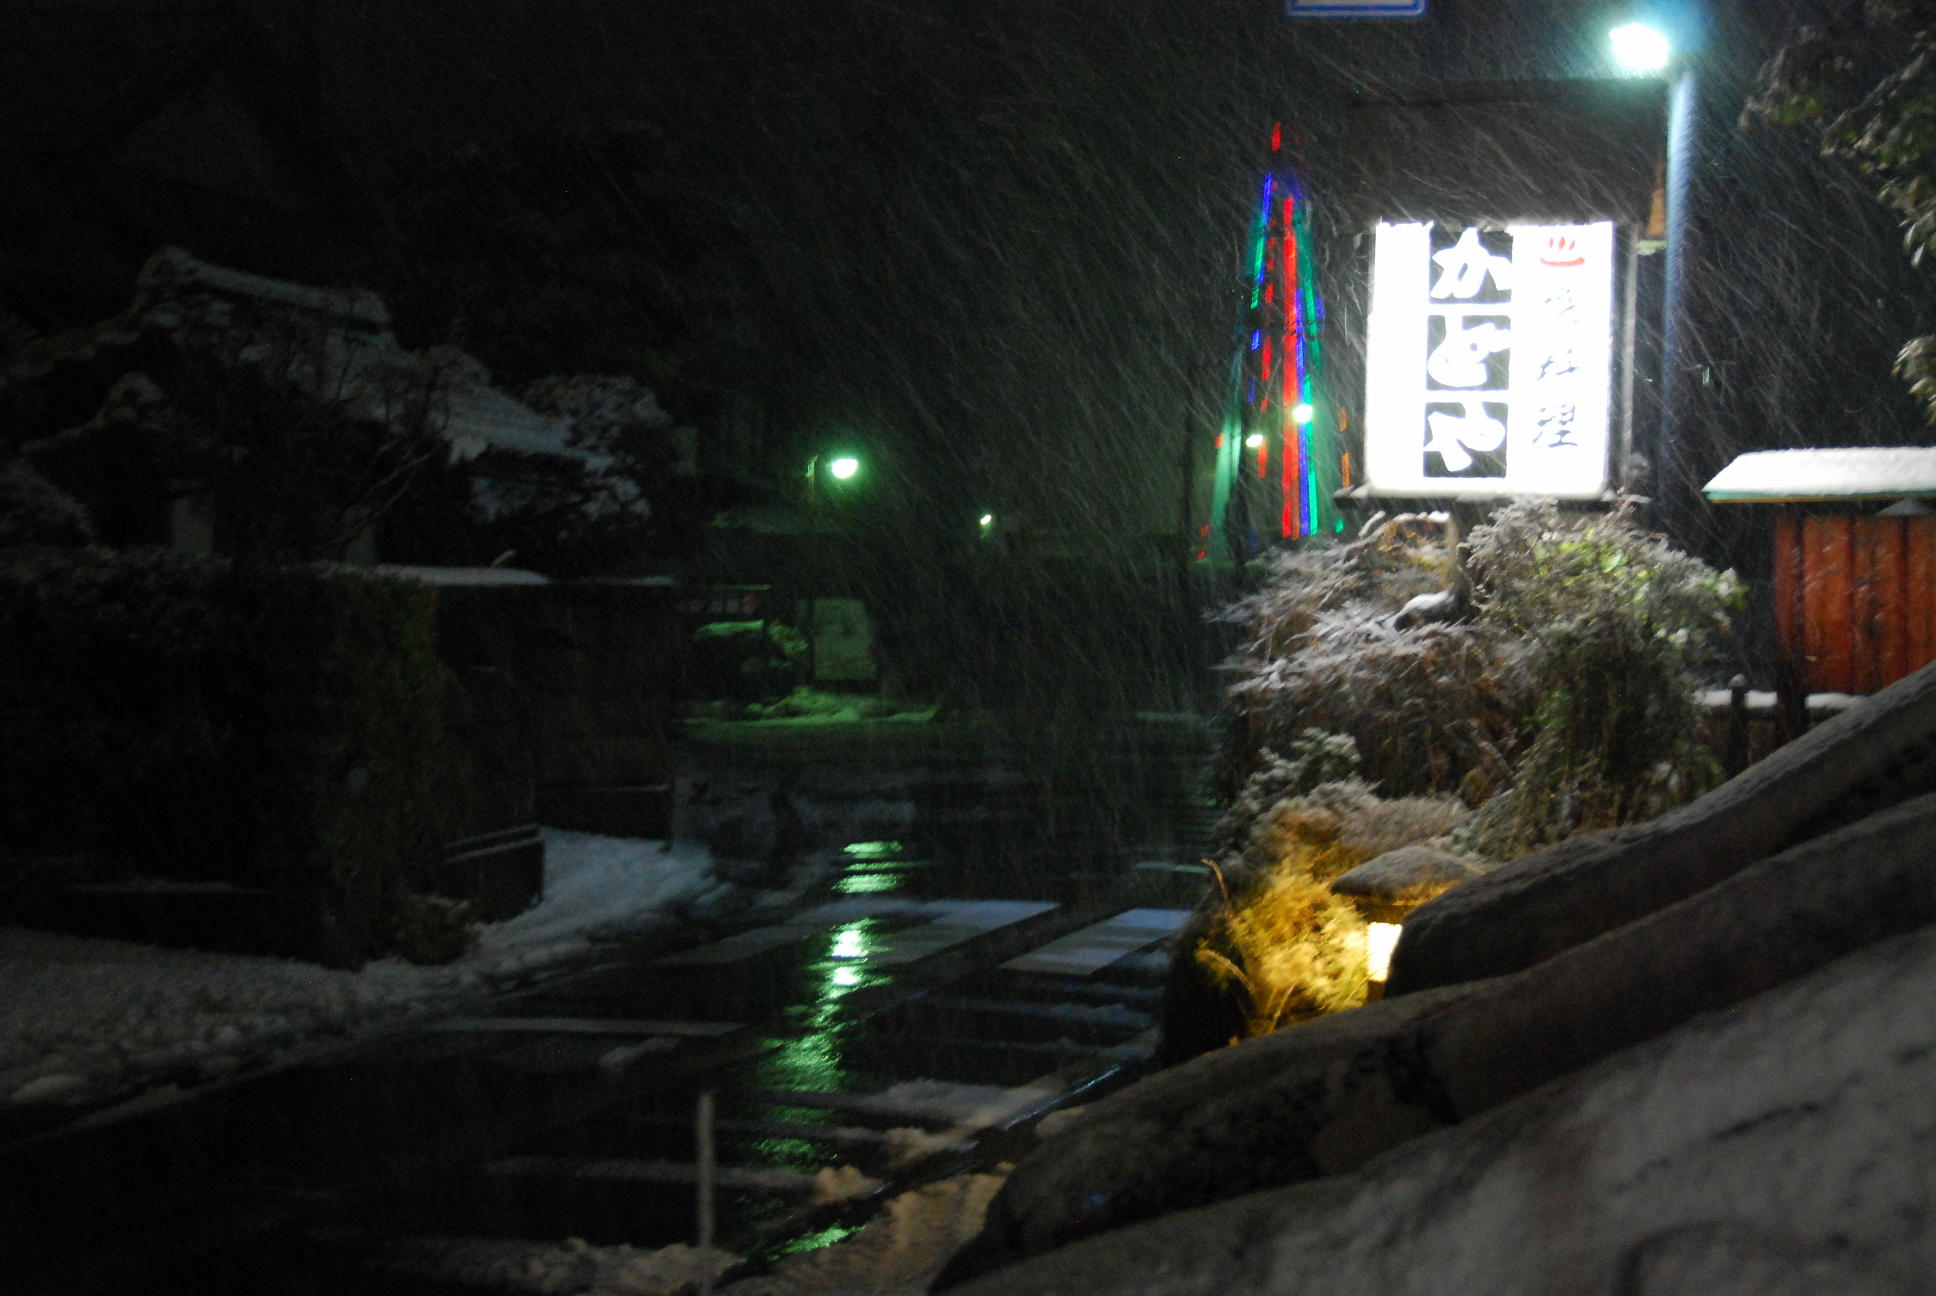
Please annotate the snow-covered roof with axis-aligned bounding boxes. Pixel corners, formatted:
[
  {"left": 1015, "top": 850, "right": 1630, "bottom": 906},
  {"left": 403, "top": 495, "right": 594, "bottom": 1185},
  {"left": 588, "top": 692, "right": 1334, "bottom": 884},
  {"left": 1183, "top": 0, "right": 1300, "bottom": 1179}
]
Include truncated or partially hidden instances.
[
  {"left": 142, "top": 245, "right": 390, "bottom": 332},
  {"left": 138, "top": 248, "right": 608, "bottom": 471},
  {"left": 1702, "top": 447, "right": 1936, "bottom": 503}
]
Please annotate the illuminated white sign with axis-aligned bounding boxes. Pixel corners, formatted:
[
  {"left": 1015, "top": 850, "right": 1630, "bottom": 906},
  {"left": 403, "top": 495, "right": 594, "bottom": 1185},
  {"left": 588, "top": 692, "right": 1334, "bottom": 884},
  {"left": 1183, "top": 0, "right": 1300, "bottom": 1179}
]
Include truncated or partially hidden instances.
[{"left": 1364, "top": 220, "right": 1615, "bottom": 498}]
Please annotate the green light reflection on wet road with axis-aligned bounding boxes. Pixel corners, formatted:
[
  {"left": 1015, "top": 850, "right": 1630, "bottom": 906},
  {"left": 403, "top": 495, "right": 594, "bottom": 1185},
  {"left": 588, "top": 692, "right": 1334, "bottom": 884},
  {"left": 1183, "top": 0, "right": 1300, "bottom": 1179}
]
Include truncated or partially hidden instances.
[
  {"left": 753, "top": 920, "right": 893, "bottom": 1094},
  {"left": 842, "top": 840, "right": 909, "bottom": 860},
  {"left": 833, "top": 840, "right": 929, "bottom": 895}
]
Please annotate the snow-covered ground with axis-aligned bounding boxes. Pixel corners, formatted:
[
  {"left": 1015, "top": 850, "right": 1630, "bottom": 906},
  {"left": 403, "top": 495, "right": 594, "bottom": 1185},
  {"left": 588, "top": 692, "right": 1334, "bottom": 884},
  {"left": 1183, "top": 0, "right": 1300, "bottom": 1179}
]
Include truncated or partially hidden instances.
[{"left": 0, "top": 829, "right": 727, "bottom": 1117}]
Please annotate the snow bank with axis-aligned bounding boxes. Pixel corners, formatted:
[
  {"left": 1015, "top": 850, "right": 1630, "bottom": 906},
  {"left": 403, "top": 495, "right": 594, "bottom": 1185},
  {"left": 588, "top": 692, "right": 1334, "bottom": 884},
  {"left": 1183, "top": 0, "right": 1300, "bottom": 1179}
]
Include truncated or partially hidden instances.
[
  {"left": 0, "top": 830, "right": 721, "bottom": 1115},
  {"left": 948, "top": 923, "right": 1936, "bottom": 1296}
]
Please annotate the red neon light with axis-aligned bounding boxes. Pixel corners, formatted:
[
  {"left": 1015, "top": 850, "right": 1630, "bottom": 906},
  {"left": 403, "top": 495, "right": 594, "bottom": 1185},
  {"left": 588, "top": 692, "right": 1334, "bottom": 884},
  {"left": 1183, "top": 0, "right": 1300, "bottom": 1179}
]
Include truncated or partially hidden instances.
[
  {"left": 1271, "top": 122, "right": 1282, "bottom": 152},
  {"left": 1282, "top": 416, "right": 1298, "bottom": 538},
  {"left": 1261, "top": 336, "right": 1273, "bottom": 382}
]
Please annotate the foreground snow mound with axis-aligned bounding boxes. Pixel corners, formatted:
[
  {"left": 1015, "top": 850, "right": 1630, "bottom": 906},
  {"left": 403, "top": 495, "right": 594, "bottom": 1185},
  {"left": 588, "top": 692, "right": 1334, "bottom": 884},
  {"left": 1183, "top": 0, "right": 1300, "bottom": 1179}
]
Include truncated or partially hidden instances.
[
  {"left": 0, "top": 831, "right": 719, "bottom": 1112},
  {"left": 946, "top": 923, "right": 1936, "bottom": 1295},
  {"left": 724, "top": 1173, "right": 1006, "bottom": 1296}
]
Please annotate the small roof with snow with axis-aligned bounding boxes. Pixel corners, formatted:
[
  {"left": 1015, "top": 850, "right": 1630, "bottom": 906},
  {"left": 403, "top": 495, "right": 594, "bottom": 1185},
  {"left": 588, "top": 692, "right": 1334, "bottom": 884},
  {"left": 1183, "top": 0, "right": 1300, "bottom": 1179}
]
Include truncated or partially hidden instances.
[{"left": 1703, "top": 448, "right": 1936, "bottom": 503}]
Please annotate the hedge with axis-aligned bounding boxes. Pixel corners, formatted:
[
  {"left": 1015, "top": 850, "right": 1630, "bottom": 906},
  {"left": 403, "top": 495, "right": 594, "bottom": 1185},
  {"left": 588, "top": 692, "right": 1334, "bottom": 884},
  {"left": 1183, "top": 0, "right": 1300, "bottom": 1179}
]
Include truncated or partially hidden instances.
[{"left": 0, "top": 546, "right": 449, "bottom": 964}]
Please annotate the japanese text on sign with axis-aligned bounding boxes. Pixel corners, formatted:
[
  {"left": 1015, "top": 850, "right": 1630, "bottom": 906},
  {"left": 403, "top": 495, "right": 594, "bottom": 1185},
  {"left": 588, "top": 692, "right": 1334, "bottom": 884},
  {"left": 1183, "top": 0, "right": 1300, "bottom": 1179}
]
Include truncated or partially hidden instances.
[{"left": 1363, "top": 220, "right": 1614, "bottom": 498}]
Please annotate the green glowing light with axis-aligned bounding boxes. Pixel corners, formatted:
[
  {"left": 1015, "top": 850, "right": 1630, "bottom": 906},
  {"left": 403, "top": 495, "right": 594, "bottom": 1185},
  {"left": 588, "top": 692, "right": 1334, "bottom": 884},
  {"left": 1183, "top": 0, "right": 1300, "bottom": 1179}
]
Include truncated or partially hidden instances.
[
  {"left": 834, "top": 871, "right": 904, "bottom": 895},
  {"left": 759, "top": 1030, "right": 845, "bottom": 1092},
  {"left": 829, "top": 924, "right": 871, "bottom": 962},
  {"left": 828, "top": 455, "right": 860, "bottom": 480},
  {"left": 842, "top": 840, "right": 909, "bottom": 860},
  {"left": 778, "top": 1223, "right": 863, "bottom": 1256},
  {"left": 754, "top": 1136, "right": 827, "bottom": 1169}
]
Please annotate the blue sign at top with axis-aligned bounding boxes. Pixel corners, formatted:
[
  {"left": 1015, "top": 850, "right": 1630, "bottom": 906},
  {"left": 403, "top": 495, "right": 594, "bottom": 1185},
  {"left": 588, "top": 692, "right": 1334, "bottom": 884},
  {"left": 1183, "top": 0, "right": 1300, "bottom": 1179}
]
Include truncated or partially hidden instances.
[{"left": 1286, "top": 0, "right": 1426, "bottom": 15}]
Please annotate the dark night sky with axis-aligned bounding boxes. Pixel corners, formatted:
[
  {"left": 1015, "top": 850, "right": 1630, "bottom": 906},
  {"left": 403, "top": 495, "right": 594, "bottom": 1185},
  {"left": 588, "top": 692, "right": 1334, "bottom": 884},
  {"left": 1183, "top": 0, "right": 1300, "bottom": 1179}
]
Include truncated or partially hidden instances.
[{"left": 3, "top": 0, "right": 1930, "bottom": 561}]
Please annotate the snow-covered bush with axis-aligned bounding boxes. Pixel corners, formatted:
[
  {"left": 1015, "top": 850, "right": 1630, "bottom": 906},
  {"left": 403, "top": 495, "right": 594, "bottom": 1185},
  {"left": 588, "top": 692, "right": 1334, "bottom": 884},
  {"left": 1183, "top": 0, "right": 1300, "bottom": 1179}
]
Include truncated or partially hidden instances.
[
  {"left": 1221, "top": 515, "right": 1525, "bottom": 800},
  {"left": 1459, "top": 498, "right": 1740, "bottom": 856},
  {"left": 1181, "top": 500, "right": 1738, "bottom": 1053}
]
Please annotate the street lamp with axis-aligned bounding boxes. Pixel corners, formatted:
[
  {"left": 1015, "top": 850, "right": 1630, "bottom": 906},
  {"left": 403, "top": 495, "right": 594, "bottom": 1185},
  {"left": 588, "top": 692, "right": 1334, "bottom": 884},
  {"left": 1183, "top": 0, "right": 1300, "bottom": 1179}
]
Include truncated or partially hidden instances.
[
  {"left": 1610, "top": 21, "right": 1671, "bottom": 75},
  {"left": 803, "top": 451, "right": 863, "bottom": 688}
]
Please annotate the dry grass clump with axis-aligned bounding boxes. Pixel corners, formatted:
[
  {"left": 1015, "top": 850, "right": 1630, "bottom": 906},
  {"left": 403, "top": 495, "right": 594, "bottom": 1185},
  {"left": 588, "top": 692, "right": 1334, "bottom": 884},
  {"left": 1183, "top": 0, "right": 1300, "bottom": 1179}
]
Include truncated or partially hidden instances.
[
  {"left": 1196, "top": 864, "right": 1368, "bottom": 1033},
  {"left": 1193, "top": 757, "right": 1471, "bottom": 1040}
]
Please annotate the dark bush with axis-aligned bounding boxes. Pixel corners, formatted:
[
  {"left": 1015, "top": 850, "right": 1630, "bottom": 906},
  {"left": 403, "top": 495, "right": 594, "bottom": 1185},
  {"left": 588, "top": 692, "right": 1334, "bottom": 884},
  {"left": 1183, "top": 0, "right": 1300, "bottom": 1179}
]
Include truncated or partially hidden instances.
[
  {"left": 0, "top": 457, "right": 95, "bottom": 547},
  {"left": 0, "top": 547, "right": 450, "bottom": 964}
]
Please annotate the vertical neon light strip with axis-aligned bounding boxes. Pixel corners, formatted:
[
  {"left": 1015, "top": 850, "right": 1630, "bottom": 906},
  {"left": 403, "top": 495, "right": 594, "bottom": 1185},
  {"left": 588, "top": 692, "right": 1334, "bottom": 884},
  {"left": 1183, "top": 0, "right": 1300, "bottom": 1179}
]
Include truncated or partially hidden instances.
[
  {"left": 1281, "top": 190, "right": 1299, "bottom": 537},
  {"left": 1295, "top": 193, "right": 1326, "bottom": 534}
]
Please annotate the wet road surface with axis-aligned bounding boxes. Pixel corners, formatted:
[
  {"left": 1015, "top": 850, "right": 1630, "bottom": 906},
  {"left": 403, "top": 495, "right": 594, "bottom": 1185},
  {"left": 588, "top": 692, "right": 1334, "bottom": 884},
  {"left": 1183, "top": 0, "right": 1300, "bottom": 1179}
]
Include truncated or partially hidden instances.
[{"left": 5, "top": 715, "right": 1215, "bottom": 1294}]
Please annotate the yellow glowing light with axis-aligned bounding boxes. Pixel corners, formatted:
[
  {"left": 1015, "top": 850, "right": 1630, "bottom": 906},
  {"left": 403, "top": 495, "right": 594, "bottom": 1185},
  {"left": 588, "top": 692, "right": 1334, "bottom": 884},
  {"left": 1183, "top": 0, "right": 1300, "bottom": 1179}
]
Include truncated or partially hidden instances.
[
  {"left": 1366, "top": 921, "right": 1403, "bottom": 984},
  {"left": 1244, "top": 432, "right": 1266, "bottom": 449},
  {"left": 1291, "top": 402, "right": 1315, "bottom": 424}
]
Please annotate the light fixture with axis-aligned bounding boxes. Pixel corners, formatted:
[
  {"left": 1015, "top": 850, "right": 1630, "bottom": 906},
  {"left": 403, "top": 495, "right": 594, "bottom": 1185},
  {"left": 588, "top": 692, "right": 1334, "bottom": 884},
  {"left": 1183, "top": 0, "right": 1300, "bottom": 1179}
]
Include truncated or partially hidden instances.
[
  {"left": 1329, "top": 845, "right": 1487, "bottom": 1001},
  {"left": 1291, "top": 402, "right": 1316, "bottom": 425},
  {"left": 1610, "top": 21, "right": 1671, "bottom": 74},
  {"left": 1244, "top": 432, "right": 1266, "bottom": 449},
  {"left": 828, "top": 455, "right": 860, "bottom": 480}
]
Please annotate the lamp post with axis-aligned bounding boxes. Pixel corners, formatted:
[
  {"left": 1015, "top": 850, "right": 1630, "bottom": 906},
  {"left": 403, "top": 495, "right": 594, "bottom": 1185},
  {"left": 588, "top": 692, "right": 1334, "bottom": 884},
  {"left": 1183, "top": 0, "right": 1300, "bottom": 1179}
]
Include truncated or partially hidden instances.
[{"left": 803, "top": 452, "right": 861, "bottom": 687}]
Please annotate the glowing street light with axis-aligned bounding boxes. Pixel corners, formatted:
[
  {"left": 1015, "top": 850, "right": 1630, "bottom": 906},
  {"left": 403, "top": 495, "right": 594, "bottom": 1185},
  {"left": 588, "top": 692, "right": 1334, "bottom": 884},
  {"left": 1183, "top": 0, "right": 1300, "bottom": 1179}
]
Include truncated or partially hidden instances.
[
  {"left": 1610, "top": 21, "right": 1671, "bottom": 75},
  {"left": 803, "top": 450, "right": 863, "bottom": 686}
]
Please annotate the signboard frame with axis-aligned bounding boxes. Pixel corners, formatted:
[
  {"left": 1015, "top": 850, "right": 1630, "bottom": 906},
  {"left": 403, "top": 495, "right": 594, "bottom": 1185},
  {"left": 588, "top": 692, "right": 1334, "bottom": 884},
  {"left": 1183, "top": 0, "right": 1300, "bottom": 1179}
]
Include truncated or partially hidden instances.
[{"left": 1360, "top": 218, "right": 1619, "bottom": 500}]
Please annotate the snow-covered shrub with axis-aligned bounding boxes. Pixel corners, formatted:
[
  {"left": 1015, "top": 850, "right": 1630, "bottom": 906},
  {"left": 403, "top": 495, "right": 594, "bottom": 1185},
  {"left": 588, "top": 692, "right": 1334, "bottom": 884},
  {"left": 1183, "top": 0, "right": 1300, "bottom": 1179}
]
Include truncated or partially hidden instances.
[
  {"left": 1208, "top": 728, "right": 1361, "bottom": 854},
  {"left": 1221, "top": 515, "right": 1525, "bottom": 800},
  {"left": 1180, "top": 500, "right": 1735, "bottom": 1053},
  {"left": 1460, "top": 498, "right": 1740, "bottom": 856}
]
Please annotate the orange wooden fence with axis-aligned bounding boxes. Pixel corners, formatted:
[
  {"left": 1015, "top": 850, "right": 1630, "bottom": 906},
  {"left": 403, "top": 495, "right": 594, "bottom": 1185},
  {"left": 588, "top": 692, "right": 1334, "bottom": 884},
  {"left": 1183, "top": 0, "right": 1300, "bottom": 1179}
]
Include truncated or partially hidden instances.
[{"left": 1774, "top": 509, "right": 1936, "bottom": 694}]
